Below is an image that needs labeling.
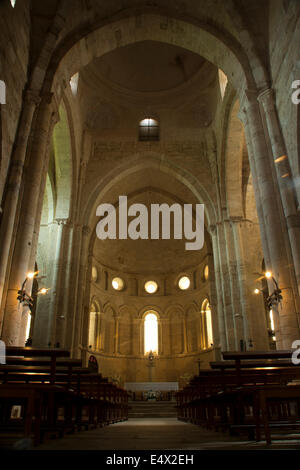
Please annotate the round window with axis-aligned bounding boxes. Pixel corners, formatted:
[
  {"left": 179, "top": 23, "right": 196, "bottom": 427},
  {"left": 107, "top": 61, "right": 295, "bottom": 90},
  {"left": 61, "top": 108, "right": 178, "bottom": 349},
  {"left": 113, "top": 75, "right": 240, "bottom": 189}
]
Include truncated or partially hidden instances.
[
  {"left": 178, "top": 276, "right": 190, "bottom": 290},
  {"left": 112, "top": 277, "right": 124, "bottom": 291},
  {"left": 144, "top": 281, "right": 158, "bottom": 294}
]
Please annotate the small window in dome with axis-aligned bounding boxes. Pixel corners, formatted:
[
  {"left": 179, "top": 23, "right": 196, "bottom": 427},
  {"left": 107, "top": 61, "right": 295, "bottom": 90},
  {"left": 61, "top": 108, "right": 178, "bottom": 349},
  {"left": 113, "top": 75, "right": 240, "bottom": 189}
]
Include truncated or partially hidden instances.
[
  {"left": 139, "top": 118, "right": 159, "bottom": 141},
  {"left": 144, "top": 280, "right": 158, "bottom": 294},
  {"left": 10, "top": 0, "right": 16, "bottom": 7},
  {"left": 112, "top": 277, "right": 124, "bottom": 291},
  {"left": 178, "top": 276, "right": 190, "bottom": 290}
]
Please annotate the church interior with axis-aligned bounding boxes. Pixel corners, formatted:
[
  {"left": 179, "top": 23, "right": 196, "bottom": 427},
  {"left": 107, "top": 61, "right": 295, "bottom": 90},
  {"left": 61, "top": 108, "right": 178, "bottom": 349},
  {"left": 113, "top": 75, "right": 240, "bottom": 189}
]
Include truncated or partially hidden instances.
[{"left": 0, "top": 0, "right": 300, "bottom": 452}]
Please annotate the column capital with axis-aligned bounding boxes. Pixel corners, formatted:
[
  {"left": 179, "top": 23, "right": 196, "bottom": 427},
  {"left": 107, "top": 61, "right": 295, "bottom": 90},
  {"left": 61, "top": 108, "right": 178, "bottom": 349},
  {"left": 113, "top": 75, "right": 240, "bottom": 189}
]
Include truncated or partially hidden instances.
[
  {"left": 53, "top": 218, "right": 69, "bottom": 226},
  {"left": 257, "top": 88, "right": 276, "bottom": 110}
]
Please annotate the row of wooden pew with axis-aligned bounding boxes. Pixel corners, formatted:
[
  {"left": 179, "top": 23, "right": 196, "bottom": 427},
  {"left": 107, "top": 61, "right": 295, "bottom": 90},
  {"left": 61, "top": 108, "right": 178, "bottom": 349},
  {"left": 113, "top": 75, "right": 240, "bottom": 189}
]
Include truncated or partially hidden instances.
[
  {"left": 176, "top": 350, "right": 300, "bottom": 445},
  {"left": 0, "top": 347, "right": 129, "bottom": 447}
]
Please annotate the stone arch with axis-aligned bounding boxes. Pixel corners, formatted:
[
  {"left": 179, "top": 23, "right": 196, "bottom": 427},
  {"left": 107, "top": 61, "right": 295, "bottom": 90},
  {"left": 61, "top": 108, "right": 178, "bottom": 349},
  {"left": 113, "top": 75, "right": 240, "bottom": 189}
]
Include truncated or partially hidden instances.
[
  {"left": 201, "top": 298, "right": 214, "bottom": 349},
  {"left": 83, "top": 153, "right": 217, "bottom": 231},
  {"left": 40, "top": 10, "right": 264, "bottom": 102},
  {"left": 143, "top": 309, "right": 159, "bottom": 355}
]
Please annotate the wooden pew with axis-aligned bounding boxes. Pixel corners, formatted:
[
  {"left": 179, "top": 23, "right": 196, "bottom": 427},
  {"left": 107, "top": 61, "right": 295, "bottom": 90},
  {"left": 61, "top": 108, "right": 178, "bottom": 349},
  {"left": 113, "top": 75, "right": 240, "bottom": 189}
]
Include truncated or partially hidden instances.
[
  {"left": 177, "top": 350, "right": 300, "bottom": 444},
  {"left": 0, "top": 347, "right": 128, "bottom": 445}
]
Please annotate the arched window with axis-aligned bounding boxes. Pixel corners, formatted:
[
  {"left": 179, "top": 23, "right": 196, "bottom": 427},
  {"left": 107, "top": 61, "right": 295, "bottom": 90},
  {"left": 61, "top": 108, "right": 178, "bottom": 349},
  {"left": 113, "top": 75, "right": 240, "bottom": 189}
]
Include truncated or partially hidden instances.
[
  {"left": 201, "top": 299, "right": 213, "bottom": 349},
  {"left": 88, "top": 303, "right": 100, "bottom": 350},
  {"left": 218, "top": 69, "right": 228, "bottom": 99},
  {"left": 144, "top": 312, "right": 158, "bottom": 354},
  {"left": 70, "top": 72, "right": 79, "bottom": 96},
  {"left": 139, "top": 118, "right": 159, "bottom": 141}
]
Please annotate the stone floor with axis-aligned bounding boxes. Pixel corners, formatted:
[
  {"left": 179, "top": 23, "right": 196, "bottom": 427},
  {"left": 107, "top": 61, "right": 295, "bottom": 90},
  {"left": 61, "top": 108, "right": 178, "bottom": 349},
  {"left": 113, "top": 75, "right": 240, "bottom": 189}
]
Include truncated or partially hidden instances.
[{"left": 32, "top": 418, "right": 300, "bottom": 451}]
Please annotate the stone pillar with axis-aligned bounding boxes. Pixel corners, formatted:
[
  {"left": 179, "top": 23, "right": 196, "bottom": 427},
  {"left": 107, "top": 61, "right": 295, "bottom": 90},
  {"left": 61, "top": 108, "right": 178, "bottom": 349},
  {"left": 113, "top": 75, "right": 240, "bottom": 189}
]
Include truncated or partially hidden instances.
[
  {"left": 210, "top": 225, "right": 227, "bottom": 350},
  {"left": 65, "top": 223, "right": 82, "bottom": 352},
  {"left": 241, "top": 90, "right": 299, "bottom": 347},
  {"left": 0, "top": 90, "right": 40, "bottom": 333},
  {"left": 231, "top": 218, "right": 269, "bottom": 349},
  {"left": 50, "top": 219, "right": 69, "bottom": 347},
  {"left": 1, "top": 95, "right": 56, "bottom": 345},
  {"left": 258, "top": 88, "right": 300, "bottom": 294},
  {"left": 71, "top": 225, "right": 91, "bottom": 356},
  {"left": 114, "top": 315, "right": 120, "bottom": 354},
  {"left": 216, "top": 222, "right": 236, "bottom": 349},
  {"left": 183, "top": 314, "right": 188, "bottom": 353},
  {"left": 223, "top": 218, "right": 243, "bottom": 346}
]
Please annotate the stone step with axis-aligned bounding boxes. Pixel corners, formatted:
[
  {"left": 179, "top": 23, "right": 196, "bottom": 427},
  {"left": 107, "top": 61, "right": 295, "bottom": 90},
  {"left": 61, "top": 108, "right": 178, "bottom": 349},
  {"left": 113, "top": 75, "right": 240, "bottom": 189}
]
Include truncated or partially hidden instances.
[{"left": 128, "top": 401, "right": 177, "bottom": 418}]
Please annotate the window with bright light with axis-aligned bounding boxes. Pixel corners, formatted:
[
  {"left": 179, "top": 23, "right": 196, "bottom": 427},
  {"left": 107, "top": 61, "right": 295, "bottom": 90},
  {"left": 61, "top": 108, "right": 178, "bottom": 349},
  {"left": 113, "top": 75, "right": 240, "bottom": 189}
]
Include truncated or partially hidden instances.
[
  {"left": 269, "top": 309, "right": 275, "bottom": 332},
  {"left": 144, "top": 312, "right": 158, "bottom": 354},
  {"left": 70, "top": 72, "right": 79, "bottom": 96},
  {"left": 202, "top": 299, "right": 213, "bottom": 348},
  {"left": 91, "top": 266, "right": 98, "bottom": 282},
  {"left": 178, "top": 276, "right": 190, "bottom": 290},
  {"left": 218, "top": 69, "right": 228, "bottom": 100},
  {"left": 112, "top": 277, "right": 124, "bottom": 291},
  {"left": 139, "top": 118, "right": 159, "bottom": 141},
  {"left": 10, "top": 0, "right": 16, "bottom": 7},
  {"left": 25, "top": 313, "right": 31, "bottom": 342},
  {"left": 144, "top": 280, "right": 158, "bottom": 294},
  {"left": 88, "top": 304, "right": 99, "bottom": 350}
]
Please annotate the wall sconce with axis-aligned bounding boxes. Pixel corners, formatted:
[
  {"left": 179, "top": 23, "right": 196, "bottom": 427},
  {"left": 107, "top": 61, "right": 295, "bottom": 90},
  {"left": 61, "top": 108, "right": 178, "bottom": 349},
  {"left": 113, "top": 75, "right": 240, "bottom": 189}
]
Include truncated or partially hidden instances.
[
  {"left": 254, "top": 271, "right": 282, "bottom": 310},
  {"left": 17, "top": 271, "right": 49, "bottom": 310}
]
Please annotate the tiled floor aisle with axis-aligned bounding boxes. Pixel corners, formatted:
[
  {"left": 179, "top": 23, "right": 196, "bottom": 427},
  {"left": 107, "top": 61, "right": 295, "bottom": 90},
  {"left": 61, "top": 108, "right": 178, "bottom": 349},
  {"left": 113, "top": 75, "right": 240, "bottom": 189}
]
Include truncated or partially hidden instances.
[{"left": 33, "top": 418, "right": 300, "bottom": 450}]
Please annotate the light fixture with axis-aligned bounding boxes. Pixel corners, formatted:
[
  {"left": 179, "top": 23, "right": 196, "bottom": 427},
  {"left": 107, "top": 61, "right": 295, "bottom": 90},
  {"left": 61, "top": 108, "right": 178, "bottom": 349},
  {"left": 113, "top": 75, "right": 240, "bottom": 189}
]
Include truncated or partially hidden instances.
[
  {"left": 17, "top": 271, "right": 49, "bottom": 310},
  {"left": 254, "top": 271, "right": 282, "bottom": 310},
  {"left": 178, "top": 276, "right": 190, "bottom": 290},
  {"left": 144, "top": 281, "right": 158, "bottom": 294},
  {"left": 38, "top": 287, "right": 50, "bottom": 295},
  {"left": 112, "top": 277, "right": 124, "bottom": 291}
]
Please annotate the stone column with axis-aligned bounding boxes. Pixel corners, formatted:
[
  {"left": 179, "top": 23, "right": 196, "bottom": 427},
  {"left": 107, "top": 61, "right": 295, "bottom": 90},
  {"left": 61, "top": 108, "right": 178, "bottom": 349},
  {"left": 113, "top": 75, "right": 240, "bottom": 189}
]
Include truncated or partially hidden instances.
[
  {"left": 114, "top": 315, "right": 120, "bottom": 354},
  {"left": 71, "top": 225, "right": 91, "bottom": 356},
  {"left": 231, "top": 218, "right": 269, "bottom": 349},
  {"left": 216, "top": 222, "right": 236, "bottom": 349},
  {"left": 1, "top": 95, "right": 57, "bottom": 345},
  {"left": 182, "top": 314, "right": 188, "bottom": 354},
  {"left": 0, "top": 90, "right": 40, "bottom": 333},
  {"left": 241, "top": 90, "right": 299, "bottom": 347},
  {"left": 50, "top": 219, "right": 69, "bottom": 347},
  {"left": 223, "top": 218, "right": 243, "bottom": 347},
  {"left": 210, "top": 225, "right": 227, "bottom": 350},
  {"left": 65, "top": 223, "right": 82, "bottom": 351},
  {"left": 258, "top": 88, "right": 300, "bottom": 294}
]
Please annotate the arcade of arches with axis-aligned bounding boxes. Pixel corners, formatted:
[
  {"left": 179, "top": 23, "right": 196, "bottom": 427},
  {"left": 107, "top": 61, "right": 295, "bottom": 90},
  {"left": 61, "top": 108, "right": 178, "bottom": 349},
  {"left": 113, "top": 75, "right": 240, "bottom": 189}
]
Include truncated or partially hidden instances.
[{"left": 0, "top": 0, "right": 300, "bottom": 390}]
